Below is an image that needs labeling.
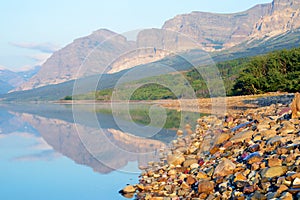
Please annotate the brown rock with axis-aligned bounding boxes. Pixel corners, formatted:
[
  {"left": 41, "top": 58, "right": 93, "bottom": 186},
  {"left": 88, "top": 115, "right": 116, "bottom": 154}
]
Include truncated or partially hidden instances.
[
  {"left": 247, "top": 155, "right": 263, "bottom": 164},
  {"left": 230, "top": 130, "right": 255, "bottom": 143},
  {"left": 196, "top": 171, "right": 209, "bottom": 180},
  {"left": 278, "top": 185, "right": 289, "bottom": 194},
  {"left": 215, "top": 133, "right": 230, "bottom": 145},
  {"left": 261, "top": 129, "right": 277, "bottom": 139},
  {"left": 214, "top": 158, "right": 236, "bottom": 177},
  {"left": 279, "top": 192, "right": 293, "bottom": 200},
  {"left": 209, "top": 145, "right": 220, "bottom": 155},
  {"left": 293, "top": 177, "right": 300, "bottom": 187},
  {"left": 234, "top": 172, "right": 247, "bottom": 182},
  {"left": 251, "top": 191, "right": 267, "bottom": 200},
  {"left": 261, "top": 166, "right": 287, "bottom": 178},
  {"left": 181, "top": 181, "right": 190, "bottom": 189},
  {"left": 243, "top": 185, "right": 255, "bottom": 194},
  {"left": 186, "top": 176, "right": 196, "bottom": 185},
  {"left": 268, "top": 157, "right": 282, "bottom": 167},
  {"left": 167, "top": 153, "right": 185, "bottom": 166},
  {"left": 198, "top": 180, "right": 214, "bottom": 194},
  {"left": 121, "top": 185, "right": 136, "bottom": 193},
  {"left": 291, "top": 92, "right": 300, "bottom": 119},
  {"left": 183, "top": 159, "right": 198, "bottom": 168},
  {"left": 176, "top": 130, "right": 183, "bottom": 136}
]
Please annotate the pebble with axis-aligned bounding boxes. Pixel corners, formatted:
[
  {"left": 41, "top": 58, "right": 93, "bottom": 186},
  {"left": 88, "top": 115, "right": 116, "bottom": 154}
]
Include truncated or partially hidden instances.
[{"left": 121, "top": 94, "right": 300, "bottom": 200}]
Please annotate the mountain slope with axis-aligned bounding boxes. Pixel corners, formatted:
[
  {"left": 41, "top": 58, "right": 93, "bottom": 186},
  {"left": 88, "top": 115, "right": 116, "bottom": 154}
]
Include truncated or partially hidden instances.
[
  {"left": 2, "top": 28, "right": 300, "bottom": 102},
  {"left": 0, "top": 66, "right": 40, "bottom": 94},
  {"left": 10, "top": 0, "right": 300, "bottom": 93}
]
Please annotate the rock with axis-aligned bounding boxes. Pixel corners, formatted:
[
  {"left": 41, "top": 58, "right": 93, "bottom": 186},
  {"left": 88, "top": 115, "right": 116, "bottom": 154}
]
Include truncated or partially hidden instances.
[
  {"left": 121, "top": 185, "right": 136, "bottom": 194},
  {"left": 190, "top": 163, "right": 199, "bottom": 169},
  {"left": 293, "top": 177, "right": 300, "bottom": 187},
  {"left": 196, "top": 171, "right": 209, "bottom": 180},
  {"left": 291, "top": 92, "right": 300, "bottom": 119},
  {"left": 277, "top": 185, "right": 289, "bottom": 194},
  {"left": 230, "top": 130, "right": 255, "bottom": 143},
  {"left": 214, "top": 133, "right": 230, "bottom": 145},
  {"left": 167, "top": 153, "right": 185, "bottom": 166},
  {"left": 268, "top": 157, "right": 282, "bottom": 167},
  {"left": 251, "top": 191, "right": 267, "bottom": 200},
  {"left": 181, "top": 181, "right": 190, "bottom": 189},
  {"left": 261, "top": 166, "right": 287, "bottom": 178},
  {"left": 198, "top": 180, "right": 215, "bottom": 194},
  {"left": 243, "top": 185, "right": 255, "bottom": 194},
  {"left": 279, "top": 192, "right": 293, "bottom": 200},
  {"left": 248, "top": 144, "right": 260, "bottom": 152},
  {"left": 183, "top": 159, "right": 197, "bottom": 168},
  {"left": 176, "top": 130, "right": 183, "bottom": 136},
  {"left": 267, "top": 136, "right": 283, "bottom": 145},
  {"left": 167, "top": 169, "right": 177, "bottom": 176},
  {"left": 261, "top": 129, "right": 277, "bottom": 139},
  {"left": 186, "top": 176, "right": 196, "bottom": 185},
  {"left": 214, "top": 158, "right": 236, "bottom": 177},
  {"left": 234, "top": 172, "right": 247, "bottom": 182}
]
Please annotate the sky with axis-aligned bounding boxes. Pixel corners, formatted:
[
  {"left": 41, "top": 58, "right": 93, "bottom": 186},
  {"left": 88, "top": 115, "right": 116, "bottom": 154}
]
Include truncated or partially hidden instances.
[{"left": 0, "top": 0, "right": 272, "bottom": 71}]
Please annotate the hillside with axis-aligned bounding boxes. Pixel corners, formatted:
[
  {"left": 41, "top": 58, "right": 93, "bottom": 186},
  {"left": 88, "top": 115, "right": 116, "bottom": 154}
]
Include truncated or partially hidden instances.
[{"left": 14, "top": 0, "right": 300, "bottom": 92}]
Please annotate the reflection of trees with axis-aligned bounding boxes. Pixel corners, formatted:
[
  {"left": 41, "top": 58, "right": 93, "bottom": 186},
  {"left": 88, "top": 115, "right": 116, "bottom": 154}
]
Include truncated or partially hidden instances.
[{"left": 18, "top": 113, "right": 166, "bottom": 174}]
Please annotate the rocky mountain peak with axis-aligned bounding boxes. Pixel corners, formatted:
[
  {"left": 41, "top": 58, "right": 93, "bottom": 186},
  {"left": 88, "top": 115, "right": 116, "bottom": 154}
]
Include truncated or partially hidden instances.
[{"left": 14, "top": 0, "right": 300, "bottom": 92}]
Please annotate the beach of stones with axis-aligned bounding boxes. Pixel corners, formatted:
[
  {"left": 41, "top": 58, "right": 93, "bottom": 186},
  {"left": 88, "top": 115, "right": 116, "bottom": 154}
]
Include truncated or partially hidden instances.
[{"left": 121, "top": 93, "right": 300, "bottom": 199}]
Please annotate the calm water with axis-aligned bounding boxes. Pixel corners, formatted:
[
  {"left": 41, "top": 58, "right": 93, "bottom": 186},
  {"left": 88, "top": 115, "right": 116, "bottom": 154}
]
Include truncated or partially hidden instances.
[{"left": 0, "top": 103, "right": 198, "bottom": 200}]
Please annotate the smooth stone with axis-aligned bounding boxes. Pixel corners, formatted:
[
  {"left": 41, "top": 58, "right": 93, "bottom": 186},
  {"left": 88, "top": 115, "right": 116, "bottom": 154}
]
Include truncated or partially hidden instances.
[
  {"left": 230, "top": 130, "right": 255, "bottom": 143},
  {"left": 167, "top": 153, "right": 185, "bottom": 166},
  {"left": 186, "top": 176, "right": 196, "bottom": 185},
  {"left": 243, "top": 185, "right": 255, "bottom": 194},
  {"left": 213, "top": 158, "right": 236, "bottom": 177},
  {"left": 279, "top": 192, "right": 293, "bottom": 200},
  {"left": 234, "top": 172, "right": 247, "bottom": 182},
  {"left": 198, "top": 180, "right": 214, "bottom": 194},
  {"left": 261, "top": 166, "right": 288, "bottom": 178},
  {"left": 183, "top": 159, "right": 198, "bottom": 168},
  {"left": 167, "top": 169, "right": 177, "bottom": 176},
  {"left": 277, "top": 185, "right": 289, "bottom": 194},
  {"left": 196, "top": 171, "right": 209, "bottom": 180},
  {"left": 214, "top": 133, "right": 230, "bottom": 145},
  {"left": 251, "top": 191, "right": 267, "bottom": 200},
  {"left": 261, "top": 129, "right": 277, "bottom": 139},
  {"left": 268, "top": 157, "right": 282, "bottom": 167},
  {"left": 121, "top": 185, "right": 136, "bottom": 193},
  {"left": 267, "top": 136, "right": 283, "bottom": 145},
  {"left": 190, "top": 163, "right": 199, "bottom": 169},
  {"left": 293, "top": 177, "right": 300, "bottom": 186},
  {"left": 248, "top": 144, "right": 260, "bottom": 152}
]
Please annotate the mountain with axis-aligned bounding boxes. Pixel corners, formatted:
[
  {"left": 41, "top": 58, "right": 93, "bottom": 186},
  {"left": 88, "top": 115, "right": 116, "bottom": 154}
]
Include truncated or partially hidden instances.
[
  {"left": 8, "top": 0, "right": 300, "bottom": 95},
  {"left": 0, "top": 66, "right": 40, "bottom": 94}
]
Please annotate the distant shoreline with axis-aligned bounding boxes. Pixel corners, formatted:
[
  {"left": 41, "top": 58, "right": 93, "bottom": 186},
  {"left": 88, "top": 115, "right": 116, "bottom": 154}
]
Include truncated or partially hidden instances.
[{"left": 54, "top": 92, "right": 291, "bottom": 114}]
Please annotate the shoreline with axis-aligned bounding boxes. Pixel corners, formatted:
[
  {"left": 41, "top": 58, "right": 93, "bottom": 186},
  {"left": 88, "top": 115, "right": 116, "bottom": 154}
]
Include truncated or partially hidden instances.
[
  {"left": 120, "top": 93, "right": 300, "bottom": 199},
  {"left": 55, "top": 92, "right": 292, "bottom": 114}
]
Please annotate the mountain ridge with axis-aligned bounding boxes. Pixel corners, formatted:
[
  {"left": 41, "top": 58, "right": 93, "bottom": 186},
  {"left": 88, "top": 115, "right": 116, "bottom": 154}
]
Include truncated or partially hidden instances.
[{"left": 12, "top": 0, "right": 300, "bottom": 92}]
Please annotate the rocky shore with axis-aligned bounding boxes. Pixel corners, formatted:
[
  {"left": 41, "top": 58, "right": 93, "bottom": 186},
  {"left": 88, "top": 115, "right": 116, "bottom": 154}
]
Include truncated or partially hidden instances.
[{"left": 121, "top": 93, "right": 300, "bottom": 199}]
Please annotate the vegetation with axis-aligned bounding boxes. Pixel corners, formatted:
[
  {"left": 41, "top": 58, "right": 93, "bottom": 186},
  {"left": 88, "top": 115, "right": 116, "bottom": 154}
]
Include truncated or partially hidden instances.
[
  {"left": 63, "top": 47, "right": 300, "bottom": 101},
  {"left": 233, "top": 48, "right": 300, "bottom": 95}
]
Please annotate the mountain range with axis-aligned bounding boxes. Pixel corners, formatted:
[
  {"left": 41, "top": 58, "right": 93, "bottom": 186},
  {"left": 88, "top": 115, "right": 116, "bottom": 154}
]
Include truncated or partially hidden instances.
[
  {"left": 0, "top": 66, "right": 40, "bottom": 94},
  {"left": 3, "top": 0, "right": 300, "bottom": 100}
]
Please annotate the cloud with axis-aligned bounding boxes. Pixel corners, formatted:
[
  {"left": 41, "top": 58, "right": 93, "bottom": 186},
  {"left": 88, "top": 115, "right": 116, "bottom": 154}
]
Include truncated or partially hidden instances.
[
  {"left": 13, "top": 151, "right": 61, "bottom": 162},
  {"left": 11, "top": 42, "right": 60, "bottom": 53},
  {"left": 29, "top": 53, "right": 52, "bottom": 65}
]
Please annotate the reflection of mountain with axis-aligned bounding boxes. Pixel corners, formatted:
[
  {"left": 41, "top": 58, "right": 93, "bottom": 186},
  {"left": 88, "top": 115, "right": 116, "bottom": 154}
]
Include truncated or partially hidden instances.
[
  {"left": 17, "top": 112, "right": 166, "bottom": 174},
  {"left": 0, "top": 108, "right": 38, "bottom": 135}
]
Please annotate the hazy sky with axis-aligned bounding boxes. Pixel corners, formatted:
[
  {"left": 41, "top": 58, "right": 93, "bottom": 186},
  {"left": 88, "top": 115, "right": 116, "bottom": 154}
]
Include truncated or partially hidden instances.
[{"left": 0, "top": 0, "right": 272, "bottom": 71}]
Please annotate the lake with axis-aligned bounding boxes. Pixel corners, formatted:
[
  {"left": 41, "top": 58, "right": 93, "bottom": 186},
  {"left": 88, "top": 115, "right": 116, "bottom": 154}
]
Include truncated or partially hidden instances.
[{"left": 0, "top": 103, "right": 201, "bottom": 200}]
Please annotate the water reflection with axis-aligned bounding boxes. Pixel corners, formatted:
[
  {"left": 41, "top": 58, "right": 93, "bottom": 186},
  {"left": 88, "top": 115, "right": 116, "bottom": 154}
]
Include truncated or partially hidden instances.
[{"left": 1, "top": 103, "right": 199, "bottom": 174}]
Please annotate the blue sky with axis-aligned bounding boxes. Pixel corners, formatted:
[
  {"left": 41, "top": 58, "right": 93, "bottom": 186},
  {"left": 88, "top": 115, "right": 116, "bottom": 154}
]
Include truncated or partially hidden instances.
[{"left": 0, "top": 0, "right": 272, "bottom": 71}]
